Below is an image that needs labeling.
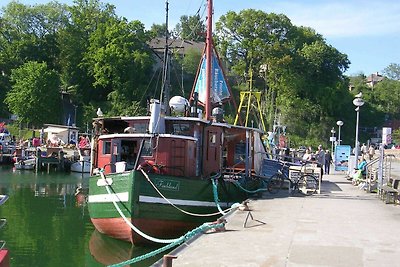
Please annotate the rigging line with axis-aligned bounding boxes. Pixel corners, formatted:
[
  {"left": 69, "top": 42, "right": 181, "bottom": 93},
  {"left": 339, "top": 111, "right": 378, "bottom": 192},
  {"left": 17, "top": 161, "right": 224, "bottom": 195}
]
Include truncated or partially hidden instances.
[
  {"left": 132, "top": 65, "right": 161, "bottom": 115},
  {"left": 140, "top": 168, "right": 235, "bottom": 217},
  {"left": 174, "top": 0, "right": 206, "bottom": 50}
]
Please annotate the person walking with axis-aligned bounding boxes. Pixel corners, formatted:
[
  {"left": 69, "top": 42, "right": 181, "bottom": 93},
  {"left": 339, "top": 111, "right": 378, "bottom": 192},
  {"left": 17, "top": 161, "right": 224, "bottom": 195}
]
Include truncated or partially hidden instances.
[
  {"left": 316, "top": 145, "right": 325, "bottom": 178},
  {"left": 324, "top": 150, "right": 332, "bottom": 174},
  {"left": 368, "top": 145, "right": 375, "bottom": 161},
  {"left": 302, "top": 148, "right": 312, "bottom": 162},
  {"left": 361, "top": 143, "right": 368, "bottom": 156}
]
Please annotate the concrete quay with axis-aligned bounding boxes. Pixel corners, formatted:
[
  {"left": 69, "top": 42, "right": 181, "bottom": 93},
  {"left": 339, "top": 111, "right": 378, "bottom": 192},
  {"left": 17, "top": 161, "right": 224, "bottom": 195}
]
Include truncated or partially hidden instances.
[{"left": 161, "top": 171, "right": 400, "bottom": 267}]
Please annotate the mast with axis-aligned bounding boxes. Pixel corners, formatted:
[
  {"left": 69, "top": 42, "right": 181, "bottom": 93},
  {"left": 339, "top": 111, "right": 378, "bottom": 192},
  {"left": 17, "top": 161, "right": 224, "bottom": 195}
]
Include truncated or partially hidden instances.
[
  {"left": 205, "top": 0, "right": 213, "bottom": 120},
  {"left": 162, "top": 0, "right": 171, "bottom": 115}
]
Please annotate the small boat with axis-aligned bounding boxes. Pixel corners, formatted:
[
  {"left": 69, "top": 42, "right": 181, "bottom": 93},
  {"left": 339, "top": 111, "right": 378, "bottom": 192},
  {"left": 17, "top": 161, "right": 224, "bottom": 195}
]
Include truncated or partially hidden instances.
[
  {"left": 71, "top": 148, "right": 91, "bottom": 173},
  {"left": 14, "top": 158, "right": 35, "bottom": 170}
]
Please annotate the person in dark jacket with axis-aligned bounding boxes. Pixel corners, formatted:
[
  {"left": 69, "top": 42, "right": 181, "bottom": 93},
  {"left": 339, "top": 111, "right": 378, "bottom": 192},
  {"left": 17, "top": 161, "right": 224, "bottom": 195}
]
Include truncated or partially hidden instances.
[{"left": 324, "top": 150, "right": 332, "bottom": 174}]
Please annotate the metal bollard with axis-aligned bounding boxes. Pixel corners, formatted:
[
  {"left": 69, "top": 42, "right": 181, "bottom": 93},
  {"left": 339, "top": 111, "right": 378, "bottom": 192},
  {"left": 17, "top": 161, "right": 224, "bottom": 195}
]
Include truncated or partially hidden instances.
[{"left": 162, "top": 254, "right": 177, "bottom": 267}]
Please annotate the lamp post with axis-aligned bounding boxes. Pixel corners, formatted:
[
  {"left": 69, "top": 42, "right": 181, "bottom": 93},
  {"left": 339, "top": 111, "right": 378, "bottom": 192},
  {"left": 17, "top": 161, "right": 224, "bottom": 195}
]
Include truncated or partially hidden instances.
[
  {"left": 330, "top": 127, "right": 336, "bottom": 155},
  {"left": 353, "top": 94, "right": 365, "bottom": 163},
  {"left": 336, "top": 120, "right": 344, "bottom": 145}
]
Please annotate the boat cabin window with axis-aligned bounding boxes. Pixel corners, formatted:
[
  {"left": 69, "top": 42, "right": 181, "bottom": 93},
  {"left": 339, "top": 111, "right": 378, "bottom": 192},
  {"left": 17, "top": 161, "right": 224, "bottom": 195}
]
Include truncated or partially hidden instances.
[
  {"left": 103, "top": 141, "right": 111, "bottom": 155},
  {"left": 132, "top": 122, "right": 148, "bottom": 133},
  {"left": 142, "top": 140, "right": 152, "bottom": 156},
  {"left": 209, "top": 132, "right": 217, "bottom": 144},
  {"left": 234, "top": 143, "right": 246, "bottom": 164},
  {"left": 120, "top": 140, "right": 138, "bottom": 165},
  {"left": 169, "top": 122, "right": 191, "bottom": 136}
]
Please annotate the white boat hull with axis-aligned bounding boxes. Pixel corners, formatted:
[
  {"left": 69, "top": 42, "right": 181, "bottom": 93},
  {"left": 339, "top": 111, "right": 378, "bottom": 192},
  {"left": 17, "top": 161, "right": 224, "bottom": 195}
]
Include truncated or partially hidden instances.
[
  {"left": 14, "top": 162, "right": 35, "bottom": 170},
  {"left": 71, "top": 161, "right": 91, "bottom": 173}
]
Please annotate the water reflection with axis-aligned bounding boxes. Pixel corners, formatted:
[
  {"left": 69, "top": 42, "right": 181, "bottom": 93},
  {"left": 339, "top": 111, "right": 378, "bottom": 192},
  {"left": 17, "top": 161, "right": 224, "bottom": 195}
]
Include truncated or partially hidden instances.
[
  {"left": 87, "top": 230, "right": 168, "bottom": 267},
  {"left": 0, "top": 166, "right": 164, "bottom": 266},
  {"left": 89, "top": 230, "right": 133, "bottom": 266}
]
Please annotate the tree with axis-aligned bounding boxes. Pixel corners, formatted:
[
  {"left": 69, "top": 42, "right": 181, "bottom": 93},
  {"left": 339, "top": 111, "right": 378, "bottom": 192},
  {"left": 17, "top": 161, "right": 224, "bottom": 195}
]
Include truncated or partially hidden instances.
[
  {"left": 83, "top": 18, "right": 154, "bottom": 116},
  {"left": 383, "top": 63, "right": 400, "bottom": 80},
  {"left": 174, "top": 14, "right": 205, "bottom": 42},
  {"left": 5, "top": 61, "right": 61, "bottom": 126},
  {"left": 372, "top": 79, "right": 400, "bottom": 118},
  {"left": 215, "top": 9, "right": 351, "bottom": 145},
  {"left": 149, "top": 23, "right": 168, "bottom": 38},
  {"left": 0, "top": 1, "right": 69, "bottom": 117},
  {"left": 58, "top": 0, "right": 119, "bottom": 105}
]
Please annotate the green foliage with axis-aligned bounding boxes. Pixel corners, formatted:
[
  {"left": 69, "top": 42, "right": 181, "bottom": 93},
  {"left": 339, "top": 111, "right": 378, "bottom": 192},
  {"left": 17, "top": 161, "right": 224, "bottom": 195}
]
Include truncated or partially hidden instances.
[
  {"left": 393, "top": 129, "right": 400, "bottom": 145},
  {"left": 371, "top": 79, "right": 400, "bottom": 118},
  {"left": 383, "top": 63, "right": 400, "bottom": 80},
  {"left": 5, "top": 61, "right": 61, "bottom": 126},
  {"left": 0, "top": 1, "right": 69, "bottom": 117},
  {"left": 174, "top": 14, "right": 205, "bottom": 42},
  {"left": 0, "top": 1, "right": 398, "bottom": 148},
  {"left": 149, "top": 23, "right": 168, "bottom": 38},
  {"left": 216, "top": 9, "right": 351, "bottom": 144},
  {"left": 83, "top": 18, "right": 153, "bottom": 112},
  {"left": 3, "top": 123, "right": 35, "bottom": 140}
]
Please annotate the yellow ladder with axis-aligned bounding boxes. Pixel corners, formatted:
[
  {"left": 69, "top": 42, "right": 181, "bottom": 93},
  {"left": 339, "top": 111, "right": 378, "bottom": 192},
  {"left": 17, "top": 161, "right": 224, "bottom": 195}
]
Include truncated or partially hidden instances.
[{"left": 234, "top": 70, "right": 267, "bottom": 132}]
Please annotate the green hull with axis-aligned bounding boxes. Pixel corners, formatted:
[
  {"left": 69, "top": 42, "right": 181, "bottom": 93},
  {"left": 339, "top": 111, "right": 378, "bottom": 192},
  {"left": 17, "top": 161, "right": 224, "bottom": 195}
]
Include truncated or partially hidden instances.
[{"left": 88, "top": 170, "right": 247, "bottom": 243}]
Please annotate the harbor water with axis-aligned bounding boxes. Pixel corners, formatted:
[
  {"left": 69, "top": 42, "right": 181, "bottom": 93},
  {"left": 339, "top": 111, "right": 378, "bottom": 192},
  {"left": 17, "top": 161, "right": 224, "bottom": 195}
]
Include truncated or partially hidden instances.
[{"left": 0, "top": 165, "right": 162, "bottom": 266}]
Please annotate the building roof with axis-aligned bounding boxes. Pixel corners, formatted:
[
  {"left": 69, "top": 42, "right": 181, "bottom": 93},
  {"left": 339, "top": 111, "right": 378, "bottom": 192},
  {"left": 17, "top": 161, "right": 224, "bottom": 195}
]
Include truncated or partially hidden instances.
[
  {"left": 366, "top": 72, "right": 385, "bottom": 83},
  {"left": 149, "top": 37, "right": 204, "bottom": 55}
]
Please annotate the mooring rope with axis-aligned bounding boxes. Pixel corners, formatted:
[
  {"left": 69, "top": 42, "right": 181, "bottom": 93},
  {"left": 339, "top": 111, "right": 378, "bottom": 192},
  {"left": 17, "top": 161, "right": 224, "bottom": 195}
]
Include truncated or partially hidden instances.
[
  {"left": 233, "top": 179, "right": 269, "bottom": 194},
  {"left": 107, "top": 222, "right": 225, "bottom": 267},
  {"left": 140, "top": 168, "right": 236, "bottom": 216},
  {"left": 211, "top": 178, "right": 226, "bottom": 215},
  {"left": 99, "top": 169, "right": 181, "bottom": 244}
]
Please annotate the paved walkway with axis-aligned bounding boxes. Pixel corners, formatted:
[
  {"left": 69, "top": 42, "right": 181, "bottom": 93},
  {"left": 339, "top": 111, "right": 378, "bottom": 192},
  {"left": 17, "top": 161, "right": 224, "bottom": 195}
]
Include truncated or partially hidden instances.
[{"left": 160, "top": 171, "right": 400, "bottom": 267}]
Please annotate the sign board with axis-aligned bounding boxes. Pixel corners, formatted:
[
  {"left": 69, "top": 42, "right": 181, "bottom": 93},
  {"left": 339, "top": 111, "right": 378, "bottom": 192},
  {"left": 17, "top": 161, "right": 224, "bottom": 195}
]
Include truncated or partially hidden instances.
[
  {"left": 382, "top": 127, "right": 392, "bottom": 145},
  {"left": 334, "top": 145, "right": 351, "bottom": 171}
]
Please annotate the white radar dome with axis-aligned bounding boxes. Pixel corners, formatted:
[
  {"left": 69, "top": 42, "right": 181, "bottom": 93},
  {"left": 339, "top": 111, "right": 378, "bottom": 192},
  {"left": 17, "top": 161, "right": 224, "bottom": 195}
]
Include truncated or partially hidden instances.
[{"left": 169, "top": 96, "right": 188, "bottom": 112}]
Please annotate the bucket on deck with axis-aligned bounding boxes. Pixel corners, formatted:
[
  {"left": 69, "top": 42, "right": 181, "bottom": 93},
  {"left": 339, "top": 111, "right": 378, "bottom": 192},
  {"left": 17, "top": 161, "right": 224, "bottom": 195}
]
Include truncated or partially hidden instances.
[{"left": 115, "top": 161, "right": 126, "bottom": 173}]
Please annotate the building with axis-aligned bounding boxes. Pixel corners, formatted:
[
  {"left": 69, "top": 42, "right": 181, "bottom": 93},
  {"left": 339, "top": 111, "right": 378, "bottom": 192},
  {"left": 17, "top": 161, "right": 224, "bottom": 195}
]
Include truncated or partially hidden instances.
[
  {"left": 366, "top": 72, "right": 385, "bottom": 88},
  {"left": 43, "top": 124, "right": 79, "bottom": 146}
]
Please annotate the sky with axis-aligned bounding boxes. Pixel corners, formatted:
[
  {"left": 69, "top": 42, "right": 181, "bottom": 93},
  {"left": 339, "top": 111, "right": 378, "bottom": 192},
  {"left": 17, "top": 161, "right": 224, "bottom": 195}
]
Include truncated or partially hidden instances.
[{"left": 3, "top": 0, "right": 400, "bottom": 76}]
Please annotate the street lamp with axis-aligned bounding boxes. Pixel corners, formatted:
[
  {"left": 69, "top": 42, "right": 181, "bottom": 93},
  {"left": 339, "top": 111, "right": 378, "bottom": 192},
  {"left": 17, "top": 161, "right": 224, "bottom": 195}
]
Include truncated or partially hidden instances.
[
  {"left": 336, "top": 120, "right": 344, "bottom": 145},
  {"left": 353, "top": 93, "right": 365, "bottom": 163},
  {"left": 330, "top": 127, "right": 336, "bottom": 155}
]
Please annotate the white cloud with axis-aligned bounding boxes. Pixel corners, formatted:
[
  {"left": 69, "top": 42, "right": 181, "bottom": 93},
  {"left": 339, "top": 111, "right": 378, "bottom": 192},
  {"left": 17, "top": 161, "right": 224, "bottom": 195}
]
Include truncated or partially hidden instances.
[{"left": 271, "top": 1, "right": 400, "bottom": 38}]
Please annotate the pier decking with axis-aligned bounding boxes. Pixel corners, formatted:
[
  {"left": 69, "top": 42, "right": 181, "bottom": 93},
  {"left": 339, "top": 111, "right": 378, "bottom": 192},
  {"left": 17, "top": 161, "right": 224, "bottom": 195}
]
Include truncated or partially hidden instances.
[{"left": 154, "top": 171, "right": 400, "bottom": 267}]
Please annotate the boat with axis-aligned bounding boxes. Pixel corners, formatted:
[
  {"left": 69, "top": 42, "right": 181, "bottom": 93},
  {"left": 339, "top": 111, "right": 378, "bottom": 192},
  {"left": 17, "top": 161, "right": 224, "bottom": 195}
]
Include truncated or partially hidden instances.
[
  {"left": 87, "top": 0, "right": 268, "bottom": 245},
  {"left": 0, "top": 132, "right": 15, "bottom": 164},
  {"left": 70, "top": 147, "right": 91, "bottom": 173},
  {"left": 14, "top": 158, "right": 35, "bottom": 170}
]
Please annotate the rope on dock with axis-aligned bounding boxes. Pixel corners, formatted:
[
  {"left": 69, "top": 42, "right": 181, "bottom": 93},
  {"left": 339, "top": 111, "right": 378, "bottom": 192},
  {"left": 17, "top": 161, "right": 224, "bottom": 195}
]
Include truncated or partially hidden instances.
[{"left": 107, "top": 222, "right": 225, "bottom": 267}]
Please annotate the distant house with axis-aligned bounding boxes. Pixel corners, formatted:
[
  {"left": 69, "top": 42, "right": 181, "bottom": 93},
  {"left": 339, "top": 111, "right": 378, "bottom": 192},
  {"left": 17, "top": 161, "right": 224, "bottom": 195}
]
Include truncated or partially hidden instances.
[
  {"left": 348, "top": 72, "right": 385, "bottom": 92},
  {"left": 366, "top": 72, "right": 385, "bottom": 88},
  {"left": 44, "top": 124, "right": 79, "bottom": 146},
  {"left": 148, "top": 37, "right": 204, "bottom": 70}
]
